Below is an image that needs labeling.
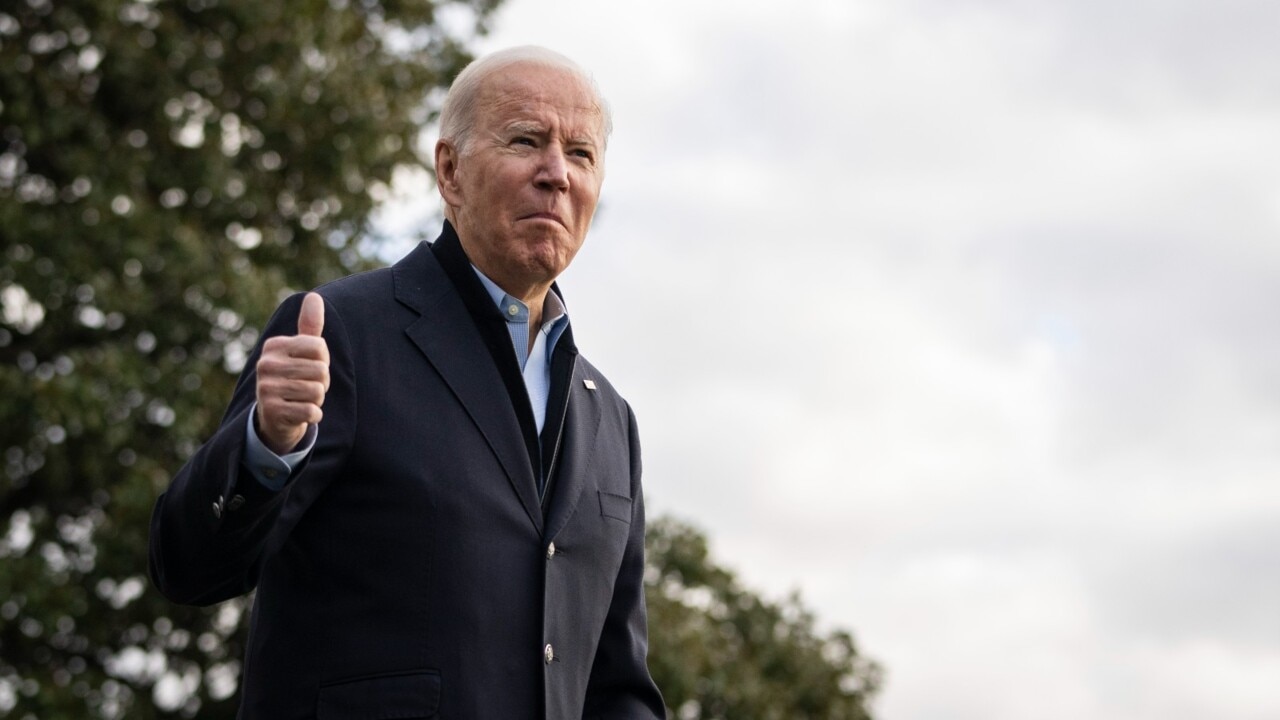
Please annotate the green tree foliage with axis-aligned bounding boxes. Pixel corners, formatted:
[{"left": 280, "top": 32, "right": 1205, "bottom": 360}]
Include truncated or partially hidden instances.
[
  {"left": 0, "top": 0, "right": 497, "bottom": 716},
  {"left": 1, "top": 3, "right": 883, "bottom": 719},
  {"left": 646, "top": 517, "right": 882, "bottom": 719}
]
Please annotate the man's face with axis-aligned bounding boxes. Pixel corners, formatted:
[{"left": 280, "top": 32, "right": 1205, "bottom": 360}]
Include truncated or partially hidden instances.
[{"left": 438, "top": 63, "right": 606, "bottom": 295}]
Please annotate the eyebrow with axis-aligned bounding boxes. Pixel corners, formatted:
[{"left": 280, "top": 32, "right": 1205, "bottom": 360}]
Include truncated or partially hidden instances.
[
  {"left": 505, "top": 121, "right": 546, "bottom": 136},
  {"left": 504, "top": 121, "right": 599, "bottom": 149}
]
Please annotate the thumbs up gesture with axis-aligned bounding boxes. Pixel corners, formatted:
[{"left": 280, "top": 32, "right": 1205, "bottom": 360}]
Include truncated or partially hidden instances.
[{"left": 255, "top": 293, "right": 331, "bottom": 455}]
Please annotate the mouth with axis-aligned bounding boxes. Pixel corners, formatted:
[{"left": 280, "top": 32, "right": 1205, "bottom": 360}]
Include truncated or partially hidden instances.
[{"left": 520, "top": 211, "right": 565, "bottom": 227}]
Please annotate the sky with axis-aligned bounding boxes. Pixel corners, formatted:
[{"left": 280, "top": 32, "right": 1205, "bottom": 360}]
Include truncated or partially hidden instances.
[{"left": 375, "top": 1, "right": 1280, "bottom": 718}]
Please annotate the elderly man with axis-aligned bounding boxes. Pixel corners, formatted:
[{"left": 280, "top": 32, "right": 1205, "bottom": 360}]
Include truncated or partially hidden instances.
[{"left": 149, "top": 47, "right": 666, "bottom": 719}]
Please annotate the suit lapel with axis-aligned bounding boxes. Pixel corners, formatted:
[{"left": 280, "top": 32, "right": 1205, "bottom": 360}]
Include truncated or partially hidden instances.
[
  {"left": 393, "top": 244, "right": 543, "bottom": 534},
  {"left": 543, "top": 362, "right": 602, "bottom": 542}
]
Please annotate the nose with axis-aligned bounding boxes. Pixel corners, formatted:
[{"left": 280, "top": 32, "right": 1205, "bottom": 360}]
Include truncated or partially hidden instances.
[{"left": 534, "top": 146, "right": 570, "bottom": 191}]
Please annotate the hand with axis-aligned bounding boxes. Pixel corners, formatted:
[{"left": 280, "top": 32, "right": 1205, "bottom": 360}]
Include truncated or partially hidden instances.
[{"left": 254, "top": 293, "right": 331, "bottom": 455}]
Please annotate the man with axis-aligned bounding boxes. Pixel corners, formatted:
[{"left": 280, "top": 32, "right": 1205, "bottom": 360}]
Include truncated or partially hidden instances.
[{"left": 149, "top": 46, "right": 666, "bottom": 719}]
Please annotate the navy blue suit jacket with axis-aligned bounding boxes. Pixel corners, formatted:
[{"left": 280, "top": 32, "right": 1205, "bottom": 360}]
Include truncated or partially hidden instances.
[{"left": 149, "top": 238, "right": 665, "bottom": 719}]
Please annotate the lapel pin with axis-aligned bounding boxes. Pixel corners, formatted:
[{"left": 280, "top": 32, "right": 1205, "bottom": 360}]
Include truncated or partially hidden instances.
[{"left": 583, "top": 379, "right": 597, "bottom": 391}]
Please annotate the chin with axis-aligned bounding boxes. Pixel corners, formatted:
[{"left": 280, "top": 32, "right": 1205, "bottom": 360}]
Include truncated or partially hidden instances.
[
  {"left": 520, "top": 236, "right": 575, "bottom": 266},
  {"left": 521, "top": 249, "right": 573, "bottom": 283},
  {"left": 527, "top": 257, "right": 567, "bottom": 283}
]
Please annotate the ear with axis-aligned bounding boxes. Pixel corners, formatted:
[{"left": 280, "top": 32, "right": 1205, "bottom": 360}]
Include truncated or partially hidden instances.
[{"left": 435, "top": 139, "right": 463, "bottom": 207}]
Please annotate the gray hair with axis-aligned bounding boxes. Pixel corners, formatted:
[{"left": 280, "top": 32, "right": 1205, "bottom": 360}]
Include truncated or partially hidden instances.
[{"left": 438, "top": 46, "right": 613, "bottom": 155}]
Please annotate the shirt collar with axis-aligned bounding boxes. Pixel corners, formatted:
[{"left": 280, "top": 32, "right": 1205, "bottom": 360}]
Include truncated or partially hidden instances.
[{"left": 470, "top": 266, "right": 568, "bottom": 334}]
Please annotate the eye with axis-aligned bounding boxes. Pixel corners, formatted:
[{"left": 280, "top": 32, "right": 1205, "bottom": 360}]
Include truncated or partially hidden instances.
[
  {"left": 570, "top": 148, "right": 595, "bottom": 163},
  {"left": 512, "top": 136, "right": 536, "bottom": 147}
]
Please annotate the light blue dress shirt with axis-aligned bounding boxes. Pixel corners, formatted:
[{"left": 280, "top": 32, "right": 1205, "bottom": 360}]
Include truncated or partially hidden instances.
[
  {"left": 471, "top": 269, "right": 569, "bottom": 434},
  {"left": 242, "top": 267, "right": 569, "bottom": 490}
]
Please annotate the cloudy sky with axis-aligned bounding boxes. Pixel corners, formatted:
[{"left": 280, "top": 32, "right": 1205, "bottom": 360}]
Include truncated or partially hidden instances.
[{"left": 377, "top": 1, "right": 1280, "bottom": 718}]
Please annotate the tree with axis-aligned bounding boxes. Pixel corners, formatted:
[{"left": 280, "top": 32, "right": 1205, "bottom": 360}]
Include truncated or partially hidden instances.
[
  {"left": 646, "top": 516, "right": 882, "bottom": 719},
  {"left": 0, "top": 1, "right": 498, "bottom": 716},
  {"left": 2, "top": 2, "right": 884, "bottom": 718}
]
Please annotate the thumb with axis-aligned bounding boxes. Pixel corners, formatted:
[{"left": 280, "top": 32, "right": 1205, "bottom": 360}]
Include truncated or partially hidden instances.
[{"left": 297, "top": 292, "right": 325, "bottom": 337}]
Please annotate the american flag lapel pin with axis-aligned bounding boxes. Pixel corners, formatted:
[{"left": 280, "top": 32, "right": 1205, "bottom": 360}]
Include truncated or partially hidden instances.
[{"left": 583, "top": 379, "right": 597, "bottom": 391}]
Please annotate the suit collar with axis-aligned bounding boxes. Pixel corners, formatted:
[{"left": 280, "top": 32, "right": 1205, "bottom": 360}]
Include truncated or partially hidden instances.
[
  {"left": 390, "top": 224, "right": 596, "bottom": 536},
  {"left": 542, "top": 361, "right": 602, "bottom": 541},
  {"left": 392, "top": 238, "right": 545, "bottom": 533}
]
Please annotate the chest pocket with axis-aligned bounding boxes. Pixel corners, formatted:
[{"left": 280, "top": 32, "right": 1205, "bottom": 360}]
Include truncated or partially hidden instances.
[{"left": 598, "top": 490, "right": 632, "bottom": 524}]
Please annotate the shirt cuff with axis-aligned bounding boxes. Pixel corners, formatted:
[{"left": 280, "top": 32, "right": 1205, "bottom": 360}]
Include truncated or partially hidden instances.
[{"left": 242, "top": 403, "right": 317, "bottom": 491}]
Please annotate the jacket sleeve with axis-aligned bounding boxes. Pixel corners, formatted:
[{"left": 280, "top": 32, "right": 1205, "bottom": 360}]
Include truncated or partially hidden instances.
[
  {"left": 583, "top": 404, "right": 667, "bottom": 719},
  {"left": 147, "top": 292, "right": 355, "bottom": 606}
]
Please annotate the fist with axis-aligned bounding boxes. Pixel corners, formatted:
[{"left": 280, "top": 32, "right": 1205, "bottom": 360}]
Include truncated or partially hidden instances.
[{"left": 255, "top": 292, "right": 331, "bottom": 455}]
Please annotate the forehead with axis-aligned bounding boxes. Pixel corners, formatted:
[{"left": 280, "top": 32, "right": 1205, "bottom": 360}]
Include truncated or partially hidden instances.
[{"left": 477, "top": 64, "right": 604, "bottom": 138}]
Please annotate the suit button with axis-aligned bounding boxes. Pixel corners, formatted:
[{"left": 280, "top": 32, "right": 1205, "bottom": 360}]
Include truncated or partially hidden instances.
[
  {"left": 544, "top": 644, "right": 554, "bottom": 664},
  {"left": 546, "top": 542, "right": 556, "bottom": 559},
  {"left": 226, "top": 494, "right": 245, "bottom": 511},
  {"left": 211, "top": 495, "right": 224, "bottom": 519}
]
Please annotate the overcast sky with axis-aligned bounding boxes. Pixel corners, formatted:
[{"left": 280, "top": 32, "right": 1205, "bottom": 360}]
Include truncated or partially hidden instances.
[{"left": 376, "top": 1, "right": 1280, "bottom": 718}]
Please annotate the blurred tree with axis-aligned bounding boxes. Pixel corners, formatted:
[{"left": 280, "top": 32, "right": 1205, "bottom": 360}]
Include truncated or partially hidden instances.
[
  {"left": 646, "top": 516, "right": 882, "bottom": 720},
  {"left": 0, "top": 0, "right": 498, "bottom": 716}
]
